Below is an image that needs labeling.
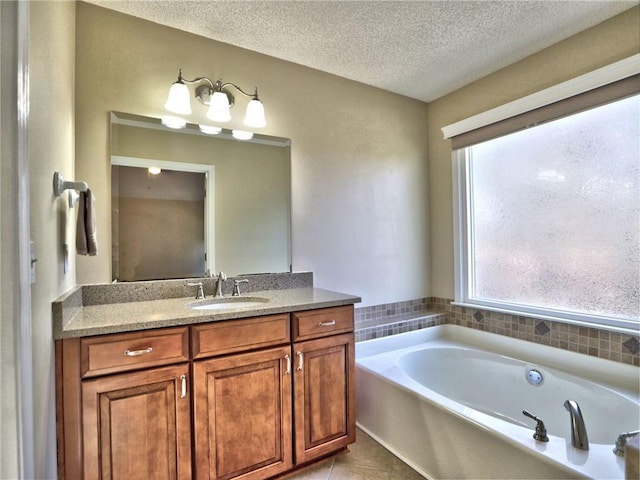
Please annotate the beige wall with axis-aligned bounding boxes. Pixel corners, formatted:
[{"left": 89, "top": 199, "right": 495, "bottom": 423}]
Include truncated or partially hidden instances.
[
  {"left": 427, "top": 6, "right": 640, "bottom": 299},
  {"left": 117, "top": 197, "right": 205, "bottom": 281},
  {"left": 28, "top": 1, "right": 77, "bottom": 477},
  {"left": 75, "top": 2, "right": 430, "bottom": 307}
]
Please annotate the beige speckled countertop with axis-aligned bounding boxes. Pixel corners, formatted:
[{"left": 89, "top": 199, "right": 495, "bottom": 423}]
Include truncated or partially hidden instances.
[{"left": 54, "top": 287, "right": 361, "bottom": 339}]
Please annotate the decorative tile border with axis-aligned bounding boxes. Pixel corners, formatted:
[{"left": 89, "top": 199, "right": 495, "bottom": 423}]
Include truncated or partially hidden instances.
[
  {"left": 355, "top": 313, "right": 447, "bottom": 343},
  {"left": 355, "top": 297, "right": 640, "bottom": 366},
  {"left": 354, "top": 298, "right": 431, "bottom": 325}
]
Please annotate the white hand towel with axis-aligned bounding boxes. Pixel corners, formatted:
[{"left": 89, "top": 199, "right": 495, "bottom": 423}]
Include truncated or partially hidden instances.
[{"left": 76, "top": 189, "right": 98, "bottom": 256}]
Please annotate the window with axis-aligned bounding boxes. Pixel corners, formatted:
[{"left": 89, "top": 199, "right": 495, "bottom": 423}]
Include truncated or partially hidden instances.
[{"left": 452, "top": 83, "right": 639, "bottom": 333}]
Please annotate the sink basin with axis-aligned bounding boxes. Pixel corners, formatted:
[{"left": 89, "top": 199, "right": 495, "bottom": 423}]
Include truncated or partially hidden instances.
[{"left": 188, "top": 296, "right": 269, "bottom": 311}]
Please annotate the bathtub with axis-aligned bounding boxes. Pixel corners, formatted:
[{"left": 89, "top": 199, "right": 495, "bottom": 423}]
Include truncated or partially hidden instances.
[{"left": 356, "top": 325, "right": 640, "bottom": 479}]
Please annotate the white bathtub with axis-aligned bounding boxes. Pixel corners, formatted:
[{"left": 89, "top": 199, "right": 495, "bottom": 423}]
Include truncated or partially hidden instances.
[{"left": 356, "top": 325, "right": 640, "bottom": 479}]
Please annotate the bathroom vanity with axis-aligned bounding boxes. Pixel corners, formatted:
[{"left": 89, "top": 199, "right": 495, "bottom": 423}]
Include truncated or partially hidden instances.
[{"left": 54, "top": 278, "right": 359, "bottom": 480}]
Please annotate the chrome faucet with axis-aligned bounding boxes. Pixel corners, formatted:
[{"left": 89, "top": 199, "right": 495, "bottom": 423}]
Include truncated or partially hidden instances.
[
  {"left": 564, "top": 400, "right": 589, "bottom": 450},
  {"left": 232, "top": 279, "right": 249, "bottom": 296},
  {"left": 213, "top": 271, "right": 227, "bottom": 297},
  {"left": 613, "top": 430, "right": 640, "bottom": 457},
  {"left": 187, "top": 281, "right": 205, "bottom": 300}
]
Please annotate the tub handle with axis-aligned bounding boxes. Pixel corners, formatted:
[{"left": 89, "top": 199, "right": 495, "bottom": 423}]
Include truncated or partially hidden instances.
[{"left": 523, "top": 410, "right": 549, "bottom": 442}]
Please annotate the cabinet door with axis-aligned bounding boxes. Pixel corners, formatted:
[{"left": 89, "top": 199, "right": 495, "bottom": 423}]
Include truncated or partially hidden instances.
[
  {"left": 293, "top": 333, "right": 356, "bottom": 465},
  {"left": 193, "top": 346, "right": 293, "bottom": 480},
  {"left": 81, "top": 363, "right": 192, "bottom": 480}
]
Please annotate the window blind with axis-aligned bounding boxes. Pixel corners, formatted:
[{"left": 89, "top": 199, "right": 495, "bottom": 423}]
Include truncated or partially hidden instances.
[{"left": 451, "top": 74, "right": 640, "bottom": 150}]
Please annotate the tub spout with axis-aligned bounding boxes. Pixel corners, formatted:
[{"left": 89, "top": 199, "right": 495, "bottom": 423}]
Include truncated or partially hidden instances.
[{"left": 564, "top": 400, "right": 589, "bottom": 450}]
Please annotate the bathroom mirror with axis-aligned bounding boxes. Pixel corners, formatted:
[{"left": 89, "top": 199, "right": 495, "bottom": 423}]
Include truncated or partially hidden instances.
[{"left": 110, "top": 112, "right": 291, "bottom": 282}]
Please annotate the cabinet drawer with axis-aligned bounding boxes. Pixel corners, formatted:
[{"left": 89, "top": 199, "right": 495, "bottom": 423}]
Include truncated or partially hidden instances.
[
  {"left": 292, "top": 305, "right": 354, "bottom": 341},
  {"left": 192, "top": 314, "right": 290, "bottom": 359},
  {"left": 80, "top": 327, "right": 189, "bottom": 378}
]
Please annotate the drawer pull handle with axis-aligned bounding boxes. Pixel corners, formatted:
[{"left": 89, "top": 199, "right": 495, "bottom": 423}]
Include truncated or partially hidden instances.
[
  {"left": 318, "top": 320, "right": 336, "bottom": 327},
  {"left": 180, "top": 375, "right": 187, "bottom": 399},
  {"left": 124, "top": 347, "right": 153, "bottom": 357},
  {"left": 296, "top": 351, "right": 304, "bottom": 372},
  {"left": 284, "top": 354, "right": 291, "bottom": 375}
]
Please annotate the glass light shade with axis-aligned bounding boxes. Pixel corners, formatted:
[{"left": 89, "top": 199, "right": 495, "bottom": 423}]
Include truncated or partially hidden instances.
[
  {"left": 161, "top": 115, "right": 187, "bottom": 129},
  {"left": 232, "top": 130, "right": 254, "bottom": 140},
  {"left": 148, "top": 167, "right": 162, "bottom": 175},
  {"left": 244, "top": 99, "right": 267, "bottom": 128},
  {"left": 199, "top": 124, "right": 222, "bottom": 135},
  {"left": 164, "top": 82, "right": 192, "bottom": 115},
  {"left": 207, "top": 91, "right": 231, "bottom": 122}
]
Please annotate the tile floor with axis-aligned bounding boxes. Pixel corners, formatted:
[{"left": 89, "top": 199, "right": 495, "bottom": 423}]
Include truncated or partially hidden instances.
[{"left": 287, "top": 428, "right": 426, "bottom": 480}]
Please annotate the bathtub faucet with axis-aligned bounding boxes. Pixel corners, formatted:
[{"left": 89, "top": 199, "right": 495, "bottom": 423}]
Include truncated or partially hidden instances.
[
  {"left": 613, "top": 430, "right": 640, "bottom": 457},
  {"left": 563, "top": 400, "right": 589, "bottom": 450}
]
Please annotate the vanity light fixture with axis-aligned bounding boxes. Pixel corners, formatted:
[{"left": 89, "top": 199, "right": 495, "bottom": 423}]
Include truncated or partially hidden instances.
[{"left": 165, "top": 69, "right": 267, "bottom": 128}]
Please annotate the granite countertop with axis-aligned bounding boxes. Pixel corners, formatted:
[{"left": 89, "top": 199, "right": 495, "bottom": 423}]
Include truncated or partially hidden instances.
[{"left": 54, "top": 287, "right": 361, "bottom": 339}]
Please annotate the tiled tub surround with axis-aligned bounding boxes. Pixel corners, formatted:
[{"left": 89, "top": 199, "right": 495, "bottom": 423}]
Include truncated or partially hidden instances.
[
  {"left": 354, "top": 298, "right": 447, "bottom": 343},
  {"left": 355, "top": 297, "right": 640, "bottom": 366}
]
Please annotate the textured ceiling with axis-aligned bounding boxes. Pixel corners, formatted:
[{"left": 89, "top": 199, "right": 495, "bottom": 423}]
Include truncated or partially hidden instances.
[{"left": 83, "top": 0, "right": 636, "bottom": 102}]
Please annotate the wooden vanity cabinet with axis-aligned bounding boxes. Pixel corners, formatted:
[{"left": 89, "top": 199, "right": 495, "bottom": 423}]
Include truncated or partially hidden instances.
[
  {"left": 192, "top": 307, "right": 355, "bottom": 479},
  {"left": 292, "top": 307, "right": 356, "bottom": 465},
  {"left": 192, "top": 314, "right": 293, "bottom": 480},
  {"left": 57, "top": 305, "right": 355, "bottom": 480},
  {"left": 56, "top": 327, "right": 192, "bottom": 480},
  {"left": 193, "top": 345, "right": 294, "bottom": 480},
  {"left": 82, "top": 363, "right": 192, "bottom": 480}
]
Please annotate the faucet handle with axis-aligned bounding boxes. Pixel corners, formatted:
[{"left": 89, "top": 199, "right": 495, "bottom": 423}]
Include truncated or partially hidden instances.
[
  {"left": 232, "top": 279, "right": 249, "bottom": 296},
  {"left": 523, "top": 410, "right": 549, "bottom": 442},
  {"left": 187, "top": 281, "right": 205, "bottom": 300},
  {"left": 613, "top": 430, "right": 640, "bottom": 457}
]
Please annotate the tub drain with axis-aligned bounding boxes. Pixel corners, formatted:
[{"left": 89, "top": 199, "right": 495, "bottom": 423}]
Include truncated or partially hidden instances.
[{"left": 526, "top": 369, "right": 544, "bottom": 386}]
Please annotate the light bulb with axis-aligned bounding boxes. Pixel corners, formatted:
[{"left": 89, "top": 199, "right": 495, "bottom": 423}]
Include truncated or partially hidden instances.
[
  {"left": 148, "top": 167, "right": 162, "bottom": 175},
  {"left": 161, "top": 116, "right": 187, "bottom": 129},
  {"left": 244, "top": 99, "right": 266, "bottom": 128},
  {"left": 232, "top": 130, "right": 253, "bottom": 140},
  {"left": 207, "top": 91, "right": 231, "bottom": 122},
  {"left": 199, "top": 125, "right": 222, "bottom": 135},
  {"left": 164, "top": 81, "right": 192, "bottom": 115}
]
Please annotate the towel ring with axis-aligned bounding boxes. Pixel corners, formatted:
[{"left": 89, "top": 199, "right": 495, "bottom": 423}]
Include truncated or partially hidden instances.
[{"left": 53, "top": 171, "right": 89, "bottom": 208}]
